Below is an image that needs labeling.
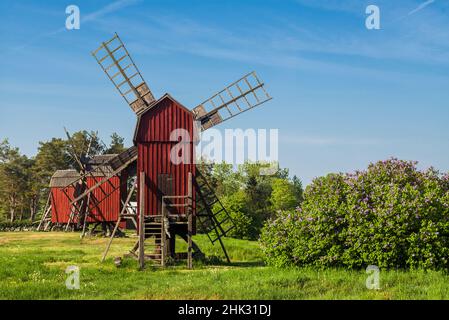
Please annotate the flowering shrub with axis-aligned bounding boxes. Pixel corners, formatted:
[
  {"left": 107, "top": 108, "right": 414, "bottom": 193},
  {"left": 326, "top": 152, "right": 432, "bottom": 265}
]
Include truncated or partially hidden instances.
[{"left": 260, "top": 158, "right": 449, "bottom": 270}]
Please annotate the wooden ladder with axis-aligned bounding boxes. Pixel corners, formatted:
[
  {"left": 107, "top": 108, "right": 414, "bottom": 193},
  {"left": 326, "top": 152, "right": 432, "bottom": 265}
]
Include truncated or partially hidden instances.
[
  {"left": 142, "top": 215, "right": 166, "bottom": 267},
  {"left": 161, "top": 193, "right": 194, "bottom": 269},
  {"left": 194, "top": 168, "right": 235, "bottom": 263}
]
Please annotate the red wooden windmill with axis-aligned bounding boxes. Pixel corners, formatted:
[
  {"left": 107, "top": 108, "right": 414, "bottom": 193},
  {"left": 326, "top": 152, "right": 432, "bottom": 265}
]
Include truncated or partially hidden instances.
[
  {"left": 74, "top": 33, "right": 272, "bottom": 268},
  {"left": 37, "top": 131, "right": 135, "bottom": 236}
]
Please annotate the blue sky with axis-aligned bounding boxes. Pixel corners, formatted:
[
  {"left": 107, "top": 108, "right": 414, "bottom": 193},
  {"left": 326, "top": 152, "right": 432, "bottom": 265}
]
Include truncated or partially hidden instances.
[{"left": 0, "top": 0, "right": 448, "bottom": 184}]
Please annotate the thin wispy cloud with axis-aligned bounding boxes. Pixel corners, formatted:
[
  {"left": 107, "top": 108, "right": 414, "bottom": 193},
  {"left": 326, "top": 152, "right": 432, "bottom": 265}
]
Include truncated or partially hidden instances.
[
  {"left": 293, "top": 0, "right": 364, "bottom": 15},
  {"left": 408, "top": 0, "right": 435, "bottom": 16},
  {"left": 3, "top": 0, "right": 142, "bottom": 54},
  {"left": 281, "top": 136, "right": 387, "bottom": 146},
  {"left": 83, "top": 0, "right": 142, "bottom": 23},
  {"left": 394, "top": 0, "right": 437, "bottom": 22},
  {"left": 108, "top": 8, "right": 449, "bottom": 80}
]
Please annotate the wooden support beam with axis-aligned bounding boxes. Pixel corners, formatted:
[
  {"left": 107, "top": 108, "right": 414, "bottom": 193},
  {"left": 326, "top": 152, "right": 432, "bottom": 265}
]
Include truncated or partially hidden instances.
[
  {"left": 161, "top": 200, "right": 166, "bottom": 267},
  {"left": 37, "top": 193, "right": 51, "bottom": 231},
  {"left": 80, "top": 193, "right": 91, "bottom": 238},
  {"left": 101, "top": 216, "right": 121, "bottom": 262},
  {"left": 138, "top": 171, "right": 145, "bottom": 270},
  {"left": 187, "top": 172, "right": 193, "bottom": 269}
]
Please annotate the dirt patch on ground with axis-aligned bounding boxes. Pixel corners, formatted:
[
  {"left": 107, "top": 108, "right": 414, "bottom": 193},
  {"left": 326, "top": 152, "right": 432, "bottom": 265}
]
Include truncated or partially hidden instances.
[
  {"left": 0, "top": 232, "right": 78, "bottom": 240},
  {"left": 43, "top": 261, "right": 103, "bottom": 268},
  {"left": 0, "top": 238, "right": 11, "bottom": 245}
]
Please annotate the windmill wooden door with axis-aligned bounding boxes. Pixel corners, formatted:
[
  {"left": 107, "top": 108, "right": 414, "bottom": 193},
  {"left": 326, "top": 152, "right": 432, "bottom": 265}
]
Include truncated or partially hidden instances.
[{"left": 158, "top": 173, "right": 174, "bottom": 215}]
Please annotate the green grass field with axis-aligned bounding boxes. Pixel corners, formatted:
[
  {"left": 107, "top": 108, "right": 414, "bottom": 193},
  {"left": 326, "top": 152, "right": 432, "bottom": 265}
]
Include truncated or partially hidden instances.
[{"left": 1, "top": 232, "right": 449, "bottom": 299}]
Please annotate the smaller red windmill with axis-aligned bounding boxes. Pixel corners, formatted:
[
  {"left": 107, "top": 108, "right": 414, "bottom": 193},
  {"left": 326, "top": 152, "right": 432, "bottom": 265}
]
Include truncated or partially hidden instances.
[{"left": 37, "top": 131, "right": 136, "bottom": 236}]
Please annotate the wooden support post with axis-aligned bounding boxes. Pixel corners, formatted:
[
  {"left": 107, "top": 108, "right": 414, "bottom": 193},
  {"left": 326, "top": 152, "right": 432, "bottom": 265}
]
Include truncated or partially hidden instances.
[
  {"left": 37, "top": 193, "right": 51, "bottom": 231},
  {"left": 138, "top": 172, "right": 145, "bottom": 270},
  {"left": 80, "top": 217, "right": 88, "bottom": 238},
  {"left": 129, "top": 240, "right": 139, "bottom": 255},
  {"left": 38, "top": 207, "right": 51, "bottom": 231},
  {"left": 130, "top": 217, "right": 138, "bottom": 229},
  {"left": 217, "top": 235, "right": 231, "bottom": 264},
  {"left": 161, "top": 200, "right": 166, "bottom": 267},
  {"left": 101, "top": 216, "right": 121, "bottom": 262},
  {"left": 187, "top": 172, "right": 193, "bottom": 269},
  {"left": 80, "top": 193, "right": 91, "bottom": 239},
  {"left": 44, "top": 220, "right": 51, "bottom": 231},
  {"left": 65, "top": 207, "right": 76, "bottom": 232},
  {"left": 169, "top": 235, "right": 176, "bottom": 258},
  {"left": 42, "top": 207, "right": 51, "bottom": 228}
]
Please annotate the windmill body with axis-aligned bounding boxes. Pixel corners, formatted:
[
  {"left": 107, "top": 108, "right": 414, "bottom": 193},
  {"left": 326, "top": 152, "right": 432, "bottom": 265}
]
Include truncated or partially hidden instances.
[
  {"left": 134, "top": 94, "right": 197, "bottom": 231},
  {"left": 47, "top": 157, "right": 128, "bottom": 230}
]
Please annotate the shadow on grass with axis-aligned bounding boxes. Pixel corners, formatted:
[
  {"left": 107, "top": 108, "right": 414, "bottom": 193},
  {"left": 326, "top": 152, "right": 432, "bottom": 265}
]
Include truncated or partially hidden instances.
[
  {"left": 225, "top": 261, "right": 265, "bottom": 267},
  {"left": 199, "top": 256, "right": 265, "bottom": 268}
]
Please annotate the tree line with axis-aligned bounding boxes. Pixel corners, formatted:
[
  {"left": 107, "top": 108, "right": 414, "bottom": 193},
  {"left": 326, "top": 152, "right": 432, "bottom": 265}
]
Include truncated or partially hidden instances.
[
  {"left": 0, "top": 132, "right": 126, "bottom": 222},
  {"left": 199, "top": 161, "right": 303, "bottom": 240},
  {"left": 1, "top": 131, "right": 303, "bottom": 240}
]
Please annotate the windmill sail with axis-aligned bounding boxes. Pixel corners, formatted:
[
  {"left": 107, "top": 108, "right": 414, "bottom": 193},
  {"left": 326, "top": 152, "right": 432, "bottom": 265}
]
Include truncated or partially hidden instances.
[
  {"left": 92, "top": 33, "right": 155, "bottom": 113},
  {"left": 192, "top": 71, "right": 272, "bottom": 131}
]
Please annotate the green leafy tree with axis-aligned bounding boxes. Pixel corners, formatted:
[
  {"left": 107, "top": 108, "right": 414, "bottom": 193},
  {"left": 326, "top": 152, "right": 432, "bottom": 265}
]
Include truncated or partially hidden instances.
[
  {"left": 105, "top": 132, "right": 126, "bottom": 154},
  {"left": 30, "top": 138, "right": 71, "bottom": 220},
  {"left": 216, "top": 190, "right": 255, "bottom": 240},
  {"left": 292, "top": 175, "right": 304, "bottom": 203},
  {"left": 66, "top": 131, "right": 104, "bottom": 167},
  {"left": 0, "top": 140, "right": 7, "bottom": 219},
  {"left": 196, "top": 160, "right": 302, "bottom": 239},
  {"left": 0, "top": 141, "right": 33, "bottom": 222},
  {"left": 239, "top": 162, "right": 286, "bottom": 230},
  {"left": 0, "top": 139, "right": 9, "bottom": 162},
  {"left": 270, "top": 178, "right": 298, "bottom": 211},
  {"left": 212, "top": 162, "right": 242, "bottom": 198}
]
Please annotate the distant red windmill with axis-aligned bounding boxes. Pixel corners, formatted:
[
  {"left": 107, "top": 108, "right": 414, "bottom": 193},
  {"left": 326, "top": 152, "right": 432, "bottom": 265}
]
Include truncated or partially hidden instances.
[{"left": 37, "top": 131, "right": 135, "bottom": 236}]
